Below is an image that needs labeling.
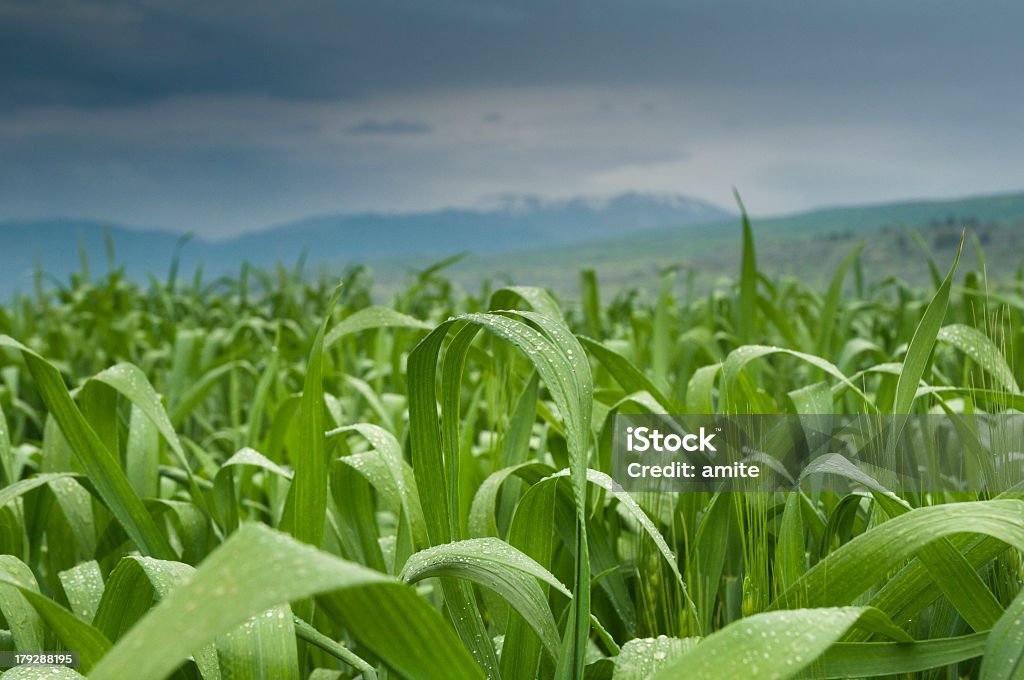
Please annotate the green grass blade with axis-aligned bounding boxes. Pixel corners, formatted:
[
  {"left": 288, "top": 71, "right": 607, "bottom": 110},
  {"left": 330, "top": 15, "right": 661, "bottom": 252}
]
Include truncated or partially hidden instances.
[
  {"left": 293, "top": 615, "right": 377, "bottom": 678},
  {"left": 578, "top": 336, "right": 673, "bottom": 410},
  {"left": 502, "top": 477, "right": 560, "bottom": 680},
  {"left": 410, "top": 310, "right": 595, "bottom": 679},
  {"left": 283, "top": 302, "right": 332, "bottom": 548},
  {"left": 773, "top": 492, "right": 805, "bottom": 595},
  {"left": 735, "top": 191, "right": 757, "bottom": 344},
  {"left": 58, "top": 560, "right": 104, "bottom": 624},
  {"left": 401, "top": 537, "right": 569, "bottom": 659},
  {"left": 89, "top": 523, "right": 484, "bottom": 680},
  {"left": 651, "top": 606, "right": 907, "bottom": 680},
  {"left": 722, "top": 345, "right": 874, "bottom": 413},
  {"left": 323, "top": 305, "right": 430, "bottom": 349},
  {"left": 819, "top": 632, "right": 987, "bottom": 678},
  {"left": 0, "top": 555, "right": 46, "bottom": 651},
  {"left": 938, "top": 323, "right": 1020, "bottom": 393},
  {"left": 0, "top": 401, "right": 14, "bottom": 484},
  {"left": 892, "top": 233, "right": 964, "bottom": 413},
  {"left": 0, "top": 336, "right": 175, "bottom": 559},
  {"left": 0, "top": 559, "right": 112, "bottom": 672},
  {"left": 215, "top": 604, "right": 300, "bottom": 680},
  {"left": 980, "top": 584, "right": 1024, "bottom": 679},
  {"left": 773, "top": 500, "right": 1024, "bottom": 610},
  {"left": 3, "top": 666, "right": 86, "bottom": 679},
  {"left": 613, "top": 637, "right": 698, "bottom": 680},
  {"left": 816, "top": 243, "right": 864, "bottom": 356},
  {"left": 126, "top": 404, "right": 159, "bottom": 498}
]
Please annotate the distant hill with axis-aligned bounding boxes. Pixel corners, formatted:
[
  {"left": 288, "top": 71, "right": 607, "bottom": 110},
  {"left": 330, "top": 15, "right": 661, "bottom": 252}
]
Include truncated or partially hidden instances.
[
  {"left": 432, "top": 191, "right": 1024, "bottom": 295},
  {"left": 2, "top": 190, "right": 1024, "bottom": 296},
  {"left": 0, "top": 192, "right": 730, "bottom": 293}
]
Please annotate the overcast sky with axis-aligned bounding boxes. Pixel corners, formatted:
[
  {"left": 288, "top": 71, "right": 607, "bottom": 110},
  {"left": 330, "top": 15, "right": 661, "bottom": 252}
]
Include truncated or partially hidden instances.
[{"left": 2, "top": 0, "right": 1022, "bottom": 237}]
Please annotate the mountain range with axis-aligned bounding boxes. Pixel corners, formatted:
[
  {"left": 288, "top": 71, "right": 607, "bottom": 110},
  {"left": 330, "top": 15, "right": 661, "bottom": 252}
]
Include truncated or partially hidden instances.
[
  {"left": 0, "top": 193, "right": 730, "bottom": 294},
  {"left": 3, "top": 189, "right": 1024, "bottom": 296}
]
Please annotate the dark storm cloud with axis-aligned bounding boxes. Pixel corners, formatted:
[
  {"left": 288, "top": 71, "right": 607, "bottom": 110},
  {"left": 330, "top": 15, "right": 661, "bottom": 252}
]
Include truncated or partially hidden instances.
[
  {"left": 3, "top": 0, "right": 1023, "bottom": 111},
  {"left": 1, "top": 0, "right": 1023, "bottom": 234}
]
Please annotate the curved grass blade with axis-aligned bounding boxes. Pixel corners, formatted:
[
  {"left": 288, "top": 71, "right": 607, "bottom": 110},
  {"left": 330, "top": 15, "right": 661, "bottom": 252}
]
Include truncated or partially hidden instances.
[
  {"left": 400, "top": 537, "right": 569, "bottom": 659},
  {"left": 721, "top": 344, "right": 874, "bottom": 413},
  {"left": 980, "top": 584, "right": 1024, "bottom": 679},
  {"left": 324, "top": 306, "right": 430, "bottom": 349},
  {"left": 819, "top": 632, "right": 987, "bottom": 678},
  {"left": 938, "top": 323, "right": 1020, "bottom": 394},
  {"left": 215, "top": 604, "right": 299, "bottom": 680},
  {"left": 409, "top": 310, "right": 594, "bottom": 679},
  {"left": 0, "top": 555, "right": 46, "bottom": 651},
  {"left": 0, "top": 560, "right": 112, "bottom": 673},
  {"left": 89, "top": 523, "right": 484, "bottom": 680},
  {"left": 773, "top": 500, "right": 1024, "bottom": 611},
  {"left": 650, "top": 606, "right": 909, "bottom": 680},
  {"left": 613, "top": 636, "right": 698, "bottom": 680},
  {"left": 58, "top": 560, "right": 104, "bottom": 624},
  {"left": 0, "top": 336, "right": 175, "bottom": 559},
  {"left": 578, "top": 336, "right": 673, "bottom": 410},
  {"left": 490, "top": 285, "right": 567, "bottom": 325},
  {"left": 293, "top": 615, "right": 377, "bottom": 679},
  {"left": 736, "top": 191, "right": 757, "bottom": 343}
]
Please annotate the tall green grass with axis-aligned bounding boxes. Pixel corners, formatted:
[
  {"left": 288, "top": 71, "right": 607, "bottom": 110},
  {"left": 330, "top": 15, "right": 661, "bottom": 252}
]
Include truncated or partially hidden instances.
[{"left": 0, "top": 220, "right": 1021, "bottom": 679}]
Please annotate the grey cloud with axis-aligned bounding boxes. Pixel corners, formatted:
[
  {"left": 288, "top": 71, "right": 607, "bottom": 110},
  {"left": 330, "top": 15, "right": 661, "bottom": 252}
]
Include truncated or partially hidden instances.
[
  {"left": 3, "top": 1, "right": 1023, "bottom": 112},
  {"left": 2, "top": 0, "right": 1023, "bottom": 234},
  {"left": 346, "top": 119, "right": 433, "bottom": 136}
]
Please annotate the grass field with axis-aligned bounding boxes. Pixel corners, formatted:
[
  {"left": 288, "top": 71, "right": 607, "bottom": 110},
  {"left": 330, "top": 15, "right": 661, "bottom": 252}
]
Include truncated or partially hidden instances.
[
  {"left": 362, "top": 192, "right": 1024, "bottom": 298},
  {"left": 0, "top": 212, "right": 1023, "bottom": 679}
]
